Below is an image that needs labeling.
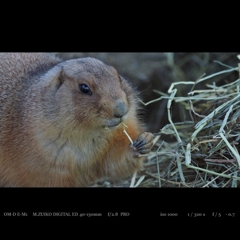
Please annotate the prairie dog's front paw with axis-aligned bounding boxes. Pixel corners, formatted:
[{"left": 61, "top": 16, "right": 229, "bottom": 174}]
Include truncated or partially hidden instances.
[{"left": 131, "top": 132, "right": 154, "bottom": 157}]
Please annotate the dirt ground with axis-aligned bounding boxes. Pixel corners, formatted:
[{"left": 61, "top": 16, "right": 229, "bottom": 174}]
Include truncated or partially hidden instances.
[{"left": 55, "top": 53, "right": 240, "bottom": 133}]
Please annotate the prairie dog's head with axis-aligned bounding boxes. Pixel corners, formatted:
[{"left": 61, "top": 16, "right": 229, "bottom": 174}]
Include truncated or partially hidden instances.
[{"left": 40, "top": 57, "right": 137, "bottom": 130}]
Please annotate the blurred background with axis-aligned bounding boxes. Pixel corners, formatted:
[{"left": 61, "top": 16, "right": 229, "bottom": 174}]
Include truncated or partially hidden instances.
[{"left": 55, "top": 53, "right": 240, "bottom": 133}]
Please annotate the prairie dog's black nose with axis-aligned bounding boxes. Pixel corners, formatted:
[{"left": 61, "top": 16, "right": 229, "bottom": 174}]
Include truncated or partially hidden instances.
[{"left": 113, "top": 99, "right": 128, "bottom": 118}]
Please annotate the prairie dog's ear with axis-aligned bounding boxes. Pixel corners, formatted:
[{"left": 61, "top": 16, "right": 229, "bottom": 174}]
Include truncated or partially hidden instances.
[
  {"left": 118, "top": 74, "right": 126, "bottom": 83},
  {"left": 40, "top": 65, "right": 63, "bottom": 90}
]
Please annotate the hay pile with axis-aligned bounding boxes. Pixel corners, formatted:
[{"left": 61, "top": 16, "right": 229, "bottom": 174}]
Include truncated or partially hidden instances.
[{"left": 92, "top": 57, "right": 240, "bottom": 188}]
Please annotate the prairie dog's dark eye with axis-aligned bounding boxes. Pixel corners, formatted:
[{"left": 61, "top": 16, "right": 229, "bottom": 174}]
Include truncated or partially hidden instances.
[{"left": 79, "top": 83, "right": 92, "bottom": 95}]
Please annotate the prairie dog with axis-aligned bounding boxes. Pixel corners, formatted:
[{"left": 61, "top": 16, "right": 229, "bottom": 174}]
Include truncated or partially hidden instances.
[{"left": 0, "top": 53, "right": 154, "bottom": 187}]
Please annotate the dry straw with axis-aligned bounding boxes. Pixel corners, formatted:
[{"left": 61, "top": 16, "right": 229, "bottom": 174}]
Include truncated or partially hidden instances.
[
  {"left": 141, "top": 61, "right": 240, "bottom": 188},
  {"left": 94, "top": 58, "right": 240, "bottom": 188}
]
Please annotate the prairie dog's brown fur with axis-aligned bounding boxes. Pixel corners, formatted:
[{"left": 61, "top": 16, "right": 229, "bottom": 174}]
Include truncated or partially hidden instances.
[{"left": 0, "top": 53, "right": 153, "bottom": 187}]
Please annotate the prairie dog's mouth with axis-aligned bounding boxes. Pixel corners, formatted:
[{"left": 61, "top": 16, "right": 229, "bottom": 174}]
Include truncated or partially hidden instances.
[
  {"left": 103, "top": 113, "right": 128, "bottom": 129},
  {"left": 104, "top": 118, "right": 122, "bottom": 129}
]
